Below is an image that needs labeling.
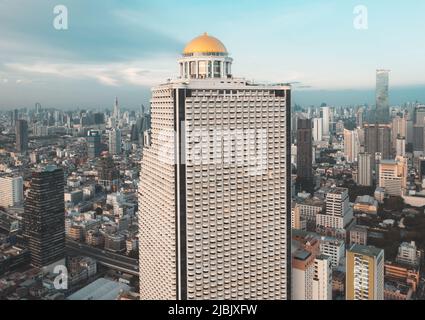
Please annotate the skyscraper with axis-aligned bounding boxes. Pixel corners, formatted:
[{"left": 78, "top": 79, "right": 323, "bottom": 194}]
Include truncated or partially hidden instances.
[
  {"left": 413, "top": 105, "right": 425, "bottom": 152},
  {"left": 396, "top": 136, "right": 406, "bottom": 157},
  {"left": 312, "top": 117, "right": 323, "bottom": 142},
  {"left": 109, "top": 128, "right": 122, "bottom": 155},
  {"left": 23, "top": 165, "right": 65, "bottom": 268},
  {"left": 87, "top": 130, "right": 102, "bottom": 159},
  {"left": 364, "top": 123, "right": 391, "bottom": 160},
  {"left": 378, "top": 157, "right": 407, "bottom": 196},
  {"left": 392, "top": 113, "right": 407, "bottom": 152},
  {"left": 296, "top": 117, "right": 313, "bottom": 193},
  {"left": 138, "top": 33, "right": 290, "bottom": 300},
  {"left": 346, "top": 244, "right": 384, "bottom": 300},
  {"left": 344, "top": 129, "right": 359, "bottom": 163},
  {"left": 357, "top": 152, "right": 373, "bottom": 187},
  {"left": 375, "top": 69, "right": 390, "bottom": 124},
  {"left": 321, "top": 106, "right": 330, "bottom": 137},
  {"left": 15, "top": 119, "right": 28, "bottom": 153}
]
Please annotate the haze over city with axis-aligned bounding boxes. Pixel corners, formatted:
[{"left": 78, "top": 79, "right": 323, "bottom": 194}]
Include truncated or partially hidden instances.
[
  {"left": 1, "top": 0, "right": 425, "bottom": 109},
  {"left": 2, "top": 0, "right": 425, "bottom": 306}
]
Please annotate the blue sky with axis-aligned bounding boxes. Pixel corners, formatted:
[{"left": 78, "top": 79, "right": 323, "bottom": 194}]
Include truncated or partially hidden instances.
[{"left": 0, "top": 0, "right": 424, "bottom": 109}]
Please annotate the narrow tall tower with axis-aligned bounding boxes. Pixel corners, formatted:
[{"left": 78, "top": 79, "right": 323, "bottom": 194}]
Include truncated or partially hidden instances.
[
  {"left": 375, "top": 69, "right": 390, "bottom": 124},
  {"left": 138, "top": 33, "right": 291, "bottom": 300},
  {"left": 23, "top": 165, "right": 65, "bottom": 269},
  {"left": 15, "top": 119, "right": 28, "bottom": 153}
]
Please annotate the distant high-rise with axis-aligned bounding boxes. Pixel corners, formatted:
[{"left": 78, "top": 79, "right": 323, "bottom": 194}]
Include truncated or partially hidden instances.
[
  {"left": 0, "top": 176, "right": 24, "bottom": 208},
  {"left": 113, "top": 97, "right": 120, "bottom": 120},
  {"left": 396, "top": 136, "right": 406, "bottom": 157},
  {"left": 392, "top": 114, "right": 407, "bottom": 152},
  {"left": 357, "top": 153, "right": 373, "bottom": 187},
  {"left": 321, "top": 106, "right": 330, "bottom": 137},
  {"left": 138, "top": 33, "right": 290, "bottom": 300},
  {"left": 346, "top": 244, "right": 384, "bottom": 300},
  {"left": 378, "top": 157, "right": 407, "bottom": 196},
  {"left": 413, "top": 105, "right": 425, "bottom": 152},
  {"left": 108, "top": 128, "right": 122, "bottom": 155},
  {"left": 97, "top": 154, "right": 119, "bottom": 192},
  {"left": 316, "top": 188, "right": 354, "bottom": 240},
  {"left": 344, "top": 129, "right": 359, "bottom": 163},
  {"left": 15, "top": 119, "right": 28, "bottom": 153},
  {"left": 375, "top": 69, "right": 390, "bottom": 124},
  {"left": 364, "top": 123, "right": 391, "bottom": 160},
  {"left": 296, "top": 118, "right": 313, "bottom": 193},
  {"left": 87, "top": 130, "right": 102, "bottom": 159},
  {"left": 23, "top": 165, "right": 65, "bottom": 268},
  {"left": 312, "top": 118, "right": 323, "bottom": 142}
]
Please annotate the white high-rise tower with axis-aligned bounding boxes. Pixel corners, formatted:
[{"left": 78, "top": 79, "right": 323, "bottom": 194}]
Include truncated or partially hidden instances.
[{"left": 138, "top": 33, "right": 291, "bottom": 300}]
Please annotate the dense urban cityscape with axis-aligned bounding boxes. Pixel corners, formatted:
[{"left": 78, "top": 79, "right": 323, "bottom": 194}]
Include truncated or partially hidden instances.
[{"left": 1, "top": 1, "right": 425, "bottom": 305}]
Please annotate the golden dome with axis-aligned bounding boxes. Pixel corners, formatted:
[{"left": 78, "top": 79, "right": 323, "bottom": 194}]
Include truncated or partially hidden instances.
[{"left": 183, "top": 32, "right": 227, "bottom": 55}]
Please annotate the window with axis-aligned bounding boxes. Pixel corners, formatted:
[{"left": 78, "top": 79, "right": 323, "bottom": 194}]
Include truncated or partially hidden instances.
[
  {"left": 214, "top": 61, "right": 221, "bottom": 78},
  {"left": 198, "top": 61, "right": 207, "bottom": 78}
]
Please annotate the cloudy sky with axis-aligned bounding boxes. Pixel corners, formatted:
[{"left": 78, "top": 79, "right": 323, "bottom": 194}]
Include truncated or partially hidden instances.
[{"left": 0, "top": 0, "right": 424, "bottom": 110}]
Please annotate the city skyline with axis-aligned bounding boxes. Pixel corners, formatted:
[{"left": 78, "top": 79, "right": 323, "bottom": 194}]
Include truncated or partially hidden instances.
[
  {"left": 1, "top": 0, "right": 425, "bottom": 109},
  {"left": 2, "top": 1, "right": 425, "bottom": 304}
]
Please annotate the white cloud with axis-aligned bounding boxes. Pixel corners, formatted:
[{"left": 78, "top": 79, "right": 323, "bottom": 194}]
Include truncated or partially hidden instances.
[{"left": 5, "top": 57, "right": 177, "bottom": 87}]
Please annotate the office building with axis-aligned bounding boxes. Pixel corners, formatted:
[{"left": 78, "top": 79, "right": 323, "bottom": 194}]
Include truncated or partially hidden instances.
[
  {"left": 15, "top": 119, "right": 28, "bottom": 153},
  {"left": 343, "top": 129, "right": 359, "bottom": 163},
  {"left": 312, "top": 117, "right": 323, "bottom": 142},
  {"left": 364, "top": 123, "right": 391, "bottom": 160},
  {"left": 138, "top": 33, "right": 290, "bottom": 300},
  {"left": 396, "top": 241, "right": 421, "bottom": 268},
  {"left": 392, "top": 114, "right": 407, "bottom": 151},
  {"left": 316, "top": 188, "right": 353, "bottom": 231},
  {"left": 396, "top": 136, "right": 406, "bottom": 157},
  {"left": 0, "top": 176, "right": 24, "bottom": 208},
  {"left": 349, "top": 225, "right": 368, "bottom": 246},
  {"left": 375, "top": 69, "right": 390, "bottom": 124},
  {"left": 378, "top": 157, "right": 407, "bottom": 196},
  {"left": 108, "top": 128, "right": 122, "bottom": 155},
  {"left": 296, "top": 117, "right": 313, "bottom": 193},
  {"left": 292, "top": 233, "right": 332, "bottom": 300},
  {"left": 357, "top": 152, "right": 373, "bottom": 187},
  {"left": 23, "top": 165, "right": 65, "bottom": 268},
  {"left": 321, "top": 106, "right": 330, "bottom": 137},
  {"left": 87, "top": 130, "right": 102, "bottom": 159},
  {"left": 346, "top": 244, "right": 384, "bottom": 300},
  {"left": 313, "top": 255, "right": 332, "bottom": 300}
]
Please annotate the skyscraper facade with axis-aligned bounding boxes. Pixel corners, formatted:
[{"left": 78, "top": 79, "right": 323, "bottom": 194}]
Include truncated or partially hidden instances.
[
  {"left": 357, "top": 152, "right": 373, "bottom": 187},
  {"left": 138, "top": 33, "right": 290, "bottom": 300},
  {"left": 378, "top": 157, "right": 407, "bottom": 196},
  {"left": 23, "top": 165, "right": 65, "bottom": 268},
  {"left": 344, "top": 129, "right": 359, "bottom": 163},
  {"left": 87, "top": 130, "right": 102, "bottom": 159},
  {"left": 375, "top": 69, "right": 390, "bottom": 124},
  {"left": 296, "top": 118, "right": 313, "bottom": 193},
  {"left": 312, "top": 117, "right": 323, "bottom": 142},
  {"left": 109, "top": 128, "right": 122, "bottom": 155},
  {"left": 0, "top": 176, "right": 24, "bottom": 208},
  {"left": 321, "top": 106, "right": 330, "bottom": 137},
  {"left": 364, "top": 124, "right": 392, "bottom": 160},
  {"left": 15, "top": 119, "right": 28, "bottom": 153}
]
